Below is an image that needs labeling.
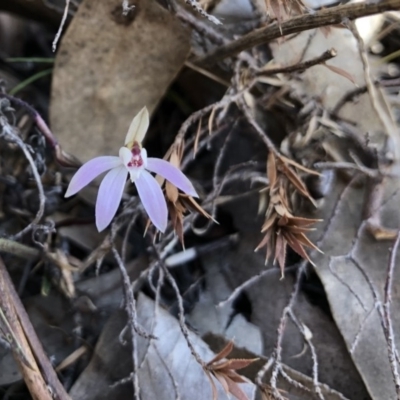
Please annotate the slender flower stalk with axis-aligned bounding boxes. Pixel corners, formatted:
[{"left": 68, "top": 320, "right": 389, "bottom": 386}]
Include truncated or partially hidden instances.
[{"left": 65, "top": 107, "right": 198, "bottom": 232}]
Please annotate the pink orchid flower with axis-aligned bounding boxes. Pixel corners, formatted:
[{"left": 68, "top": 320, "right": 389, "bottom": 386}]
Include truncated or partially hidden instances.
[{"left": 65, "top": 107, "right": 198, "bottom": 232}]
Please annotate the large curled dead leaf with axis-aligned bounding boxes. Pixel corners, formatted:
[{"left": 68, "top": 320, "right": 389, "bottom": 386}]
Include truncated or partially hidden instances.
[
  {"left": 50, "top": 0, "right": 190, "bottom": 161},
  {"left": 305, "top": 172, "right": 400, "bottom": 399},
  {"left": 69, "top": 294, "right": 256, "bottom": 400}
]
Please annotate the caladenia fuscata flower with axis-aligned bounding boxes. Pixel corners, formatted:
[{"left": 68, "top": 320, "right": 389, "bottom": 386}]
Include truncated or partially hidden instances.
[{"left": 65, "top": 107, "right": 198, "bottom": 232}]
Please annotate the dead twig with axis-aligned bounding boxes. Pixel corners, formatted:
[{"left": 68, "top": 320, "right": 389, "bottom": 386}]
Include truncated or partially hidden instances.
[
  {"left": 111, "top": 243, "right": 146, "bottom": 400},
  {"left": 152, "top": 246, "right": 206, "bottom": 368},
  {"left": 175, "top": 3, "right": 225, "bottom": 45},
  {"left": 217, "top": 265, "right": 298, "bottom": 308},
  {"left": 0, "top": 116, "right": 46, "bottom": 239},
  {"left": 111, "top": 237, "right": 155, "bottom": 341},
  {"left": 0, "top": 238, "right": 40, "bottom": 259},
  {"left": 171, "top": 81, "right": 257, "bottom": 157},
  {"left": 331, "top": 78, "right": 400, "bottom": 116},
  {"left": 288, "top": 311, "right": 324, "bottom": 400},
  {"left": 313, "top": 161, "right": 380, "bottom": 178},
  {"left": 270, "top": 265, "right": 306, "bottom": 398},
  {"left": 0, "top": 256, "right": 71, "bottom": 400},
  {"left": 194, "top": 0, "right": 400, "bottom": 67},
  {"left": 0, "top": 93, "right": 79, "bottom": 167},
  {"left": 255, "top": 48, "right": 337, "bottom": 77},
  {"left": 52, "top": 0, "right": 70, "bottom": 52},
  {"left": 184, "top": 0, "right": 222, "bottom": 25},
  {"left": 237, "top": 98, "right": 279, "bottom": 154}
]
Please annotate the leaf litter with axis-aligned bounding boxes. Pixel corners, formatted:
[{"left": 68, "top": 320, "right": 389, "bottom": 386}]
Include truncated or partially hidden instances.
[{"left": 1, "top": 0, "right": 400, "bottom": 399}]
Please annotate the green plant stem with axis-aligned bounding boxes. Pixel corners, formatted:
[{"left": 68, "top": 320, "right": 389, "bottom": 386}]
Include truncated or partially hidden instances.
[{"left": 10, "top": 68, "right": 53, "bottom": 95}]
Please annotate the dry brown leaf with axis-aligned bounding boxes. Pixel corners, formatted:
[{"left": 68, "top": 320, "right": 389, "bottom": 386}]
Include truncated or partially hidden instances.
[
  {"left": 50, "top": 0, "right": 190, "bottom": 161},
  {"left": 323, "top": 63, "right": 357, "bottom": 85},
  {"left": 205, "top": 340, "right": 258, "bottom": 400},
  {"left": 256, "top": 152, "right": 321, "bottom": 275},
  {"left": 263, "top": 0, "right": 307, "bottom": 24},
  {"left": 162, "top": 142, "right": 214, "bottom": 244}
]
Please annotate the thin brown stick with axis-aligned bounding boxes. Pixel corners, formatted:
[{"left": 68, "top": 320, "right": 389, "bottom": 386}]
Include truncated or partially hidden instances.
[
  {"left": 0, "top": 256, "right": 71, "bottom": 400},
  {"left": 255, "top": 48, "right": 337, "bottom": 76},
  {"left": 194, "top": 0, "right": 400, "bottom": 67}
]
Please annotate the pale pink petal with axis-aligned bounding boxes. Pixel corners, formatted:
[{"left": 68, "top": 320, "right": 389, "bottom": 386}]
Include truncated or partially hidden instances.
[
  {"left": 124, "top": 107, "right": 149, "bottom": 146},
  {"left": 65, "top": 156, "right": 122, "bottom": 197},
  {"left": 95, "top": 166, "right": 128, "bottom": 232},
  {"left": 135, "top": 170, "right": 168, "bottom": 233},
  {"left": 146, "top": 158, "right": 198, "bottom": 197}
]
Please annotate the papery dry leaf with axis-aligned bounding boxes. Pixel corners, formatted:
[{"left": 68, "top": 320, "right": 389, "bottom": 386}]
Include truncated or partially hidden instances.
[
  {"left": 303, "top": 172, "right": 400, "bottom": 399},
  {"left": 51, "top": 0, "right": 190, "bottom": 161},
  {"left": 69, "top": 294, "right": 256, "bottom": 400}
]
